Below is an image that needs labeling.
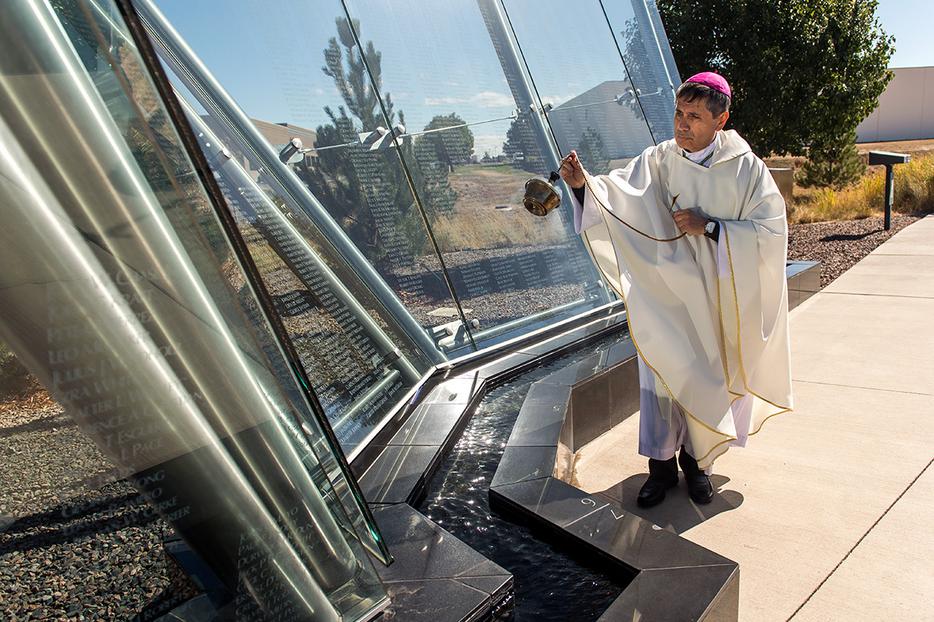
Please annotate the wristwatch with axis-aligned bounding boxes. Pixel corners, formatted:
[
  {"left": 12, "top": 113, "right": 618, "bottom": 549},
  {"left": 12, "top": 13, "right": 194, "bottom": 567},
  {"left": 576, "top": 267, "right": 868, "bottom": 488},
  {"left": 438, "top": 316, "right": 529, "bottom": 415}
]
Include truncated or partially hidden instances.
[{"left": 703, "top": 219, "right": 719, "bottom": 241}]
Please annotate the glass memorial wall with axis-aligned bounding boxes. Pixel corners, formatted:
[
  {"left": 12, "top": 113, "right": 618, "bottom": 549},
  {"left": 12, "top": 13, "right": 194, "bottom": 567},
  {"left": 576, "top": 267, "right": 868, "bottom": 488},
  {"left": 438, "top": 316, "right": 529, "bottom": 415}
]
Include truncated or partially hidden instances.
[
  {"left": 146, "top": 0, "right": 650, "bottom": 359},
  {"left": 601, "top": 0, "right": 681, "bottom": 142},
  {"left": 503, "top": 0, "right": 661, "bottom": 172},
  {"left": 132, "top": 0, "right": 679, "bottom": 456},
  {"left": 0, "top": 0, "right": 387, "bottom": 619},
  {"left": 145, "top": 0, "right": 472, "bottom": 349},
  {"left": 341, "top": 0, "right": 610, "bottom": 346},
  {"left": 134, "top": 0, "right": 440, "bottom": 457}
]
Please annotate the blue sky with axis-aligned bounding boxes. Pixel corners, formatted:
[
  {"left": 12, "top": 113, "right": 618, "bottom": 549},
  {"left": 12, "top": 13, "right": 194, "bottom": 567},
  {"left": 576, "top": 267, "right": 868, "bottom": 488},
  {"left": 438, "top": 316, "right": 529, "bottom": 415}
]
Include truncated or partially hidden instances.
[
  {"left": 877, "top": 0, "right": 932, "bottom": 68},
  {"left": 154, "top": 0, "right": 929, "bottom": 154}
]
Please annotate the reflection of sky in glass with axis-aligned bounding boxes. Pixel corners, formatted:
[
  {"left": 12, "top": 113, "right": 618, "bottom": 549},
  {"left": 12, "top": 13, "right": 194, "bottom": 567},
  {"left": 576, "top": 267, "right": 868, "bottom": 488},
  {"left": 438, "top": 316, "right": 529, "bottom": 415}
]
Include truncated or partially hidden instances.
[
  {"left": 503, "top": 0, "right": 634, "bottom": 108},
  {"left": 342, "top": 0, "right": 519, "bottom": 157},
  {"left": 155, "top": 0, "right": 348, "bottom": 129},
  {"left": 155, "top": 0, "right": 528, "bottom": 155},
  {"left": 504, "top": 0, "right": 654, "bottom": 157},
  {"left": 151, "top": 0, "right": 651, "bottom": 157}
]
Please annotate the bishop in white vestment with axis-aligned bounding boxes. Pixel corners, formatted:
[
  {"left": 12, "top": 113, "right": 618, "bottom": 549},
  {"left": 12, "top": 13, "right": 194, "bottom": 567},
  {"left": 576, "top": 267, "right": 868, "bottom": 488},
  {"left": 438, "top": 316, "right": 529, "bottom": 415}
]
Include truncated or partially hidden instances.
[{"left": 562, "top": 72, "right": 793, "bottom": 507}]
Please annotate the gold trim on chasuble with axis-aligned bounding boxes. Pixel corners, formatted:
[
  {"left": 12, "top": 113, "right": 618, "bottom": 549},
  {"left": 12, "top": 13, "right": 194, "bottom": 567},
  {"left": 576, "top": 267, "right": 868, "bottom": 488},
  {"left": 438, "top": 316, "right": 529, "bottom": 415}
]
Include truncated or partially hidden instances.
[
  {"left": 579, "top": 174, "right": 791, "bottom": 464},
  {"left": 722, "top": 226, "right": 793, "bottom": 435}
]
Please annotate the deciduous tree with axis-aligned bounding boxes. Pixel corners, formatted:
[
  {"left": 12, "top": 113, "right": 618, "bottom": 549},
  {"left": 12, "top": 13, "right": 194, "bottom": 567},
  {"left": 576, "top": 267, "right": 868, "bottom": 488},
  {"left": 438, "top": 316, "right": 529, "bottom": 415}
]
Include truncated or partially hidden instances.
[{"left": 658, "top": 0, "right": 893, "bottom": 187}]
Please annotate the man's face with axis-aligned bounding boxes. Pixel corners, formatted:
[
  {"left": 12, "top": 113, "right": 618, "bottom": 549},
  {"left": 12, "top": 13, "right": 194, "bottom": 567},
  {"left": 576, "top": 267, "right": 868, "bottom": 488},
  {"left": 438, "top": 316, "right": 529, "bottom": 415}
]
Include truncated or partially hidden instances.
[{"left": 674, "top": 97, "right": 729, "bottom": 153}]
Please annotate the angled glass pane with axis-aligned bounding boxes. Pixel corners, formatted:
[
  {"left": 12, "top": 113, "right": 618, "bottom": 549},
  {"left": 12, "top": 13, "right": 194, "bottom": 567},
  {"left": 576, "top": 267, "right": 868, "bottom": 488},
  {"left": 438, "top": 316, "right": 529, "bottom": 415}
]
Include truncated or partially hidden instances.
[
  {"left": 601, "top": 0, "right": 680, "bottom": 141},
  {"left": 137, "top": 0, "right": 449, "bottom": 455},
  {"left": 0, "top": 0, "right": 387, "bottom": 617},
  {"left": 343, "top": 0, "right": 611, "bottom": 350},
  {"left": 504, "top": 0, "right": 657, "bottom": 166},
  {"left": 149, "top": 0, "right": 464, "bottom": 351},
  {"left": 181, "top": 87, "right": 431, "bottom": 450}
]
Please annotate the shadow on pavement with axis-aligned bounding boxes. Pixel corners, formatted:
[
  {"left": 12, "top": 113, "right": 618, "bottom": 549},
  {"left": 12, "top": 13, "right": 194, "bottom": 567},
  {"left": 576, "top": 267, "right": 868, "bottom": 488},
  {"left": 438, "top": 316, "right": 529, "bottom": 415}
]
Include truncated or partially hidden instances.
[{"left": 597, "top": 473, "right": 744, "bottom": 534}]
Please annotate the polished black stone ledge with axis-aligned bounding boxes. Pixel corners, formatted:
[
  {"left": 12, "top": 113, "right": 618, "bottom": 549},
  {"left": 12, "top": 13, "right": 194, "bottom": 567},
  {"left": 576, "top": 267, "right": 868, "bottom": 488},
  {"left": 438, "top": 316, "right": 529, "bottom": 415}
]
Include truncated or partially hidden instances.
[
  {"left": 489, "top": 338, "right": 739, "bottom": 621},
  {"left": 353, "top": 312, "right": 630, "bottom": 622},
  {"left": 371, "top": 504, "right": 513, "bottom": 622},
  {"left": 354, "top": 311, "right": 630, "bottom": 505}
]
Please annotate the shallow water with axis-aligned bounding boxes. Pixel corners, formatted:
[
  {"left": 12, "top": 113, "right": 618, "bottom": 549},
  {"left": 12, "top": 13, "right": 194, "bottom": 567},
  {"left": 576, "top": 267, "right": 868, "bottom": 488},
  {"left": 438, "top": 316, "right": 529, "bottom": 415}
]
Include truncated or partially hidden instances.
[{"left": 418, "top": 335, "right": 630, "bottom": 621}]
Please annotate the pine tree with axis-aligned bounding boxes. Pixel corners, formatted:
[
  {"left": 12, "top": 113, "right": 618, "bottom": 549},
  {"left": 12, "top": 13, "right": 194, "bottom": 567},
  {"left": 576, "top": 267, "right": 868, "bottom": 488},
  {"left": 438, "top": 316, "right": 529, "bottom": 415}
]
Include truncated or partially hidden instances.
[
  {"left": 798, "top": 130, "right": 866, "bottom": 189},
  {"left": 297, "top": 17, "right": 451, "bottom": 265},
  {"left": 577, "top": 127, "right": 610, "bottom": 176}
]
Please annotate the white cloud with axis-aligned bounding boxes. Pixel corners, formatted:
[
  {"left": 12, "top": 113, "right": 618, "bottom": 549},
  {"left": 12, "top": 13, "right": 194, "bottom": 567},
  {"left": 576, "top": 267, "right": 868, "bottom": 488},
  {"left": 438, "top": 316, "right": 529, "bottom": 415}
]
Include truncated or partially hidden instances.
[
  {"left": 424, "top": 91, "right": 515, "bottom": 108},
  {"left": 541, "top": 93, "right": 578, "bottom": 107},
  {"left": 472, "top": 133, "right": 506, "bottom": 157}
]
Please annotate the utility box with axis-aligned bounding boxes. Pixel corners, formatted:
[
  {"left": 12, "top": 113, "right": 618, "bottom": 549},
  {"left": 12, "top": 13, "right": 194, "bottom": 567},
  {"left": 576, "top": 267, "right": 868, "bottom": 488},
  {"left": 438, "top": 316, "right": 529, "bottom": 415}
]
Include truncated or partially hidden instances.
[{"left": 768, "top": 167, "right": 794, "bottom": 206}]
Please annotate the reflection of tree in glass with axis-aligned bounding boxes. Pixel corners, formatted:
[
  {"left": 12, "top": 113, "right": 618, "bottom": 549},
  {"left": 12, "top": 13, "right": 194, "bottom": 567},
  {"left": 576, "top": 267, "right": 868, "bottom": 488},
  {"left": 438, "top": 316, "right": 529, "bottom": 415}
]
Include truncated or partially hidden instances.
[
  {"left": 617, "top": 16, "right": 664, "bottom": 141},
  {"left": 577, "top": 127, "right": 610, "bottom": 175},
  {"left": 410, "top": 113, "right": 474, "bottom": 217},
  {"left": 420, "top": 113, "right": 474, "bottom": 171},
  {"left": 502, "top": 113, "right": 545, "bottom": 172},
  {"left": 414, "top": 118, "right": 464, "bottom": 221},
  {"left": 297, "top": 17, "right": 466, "bottom": 266}
]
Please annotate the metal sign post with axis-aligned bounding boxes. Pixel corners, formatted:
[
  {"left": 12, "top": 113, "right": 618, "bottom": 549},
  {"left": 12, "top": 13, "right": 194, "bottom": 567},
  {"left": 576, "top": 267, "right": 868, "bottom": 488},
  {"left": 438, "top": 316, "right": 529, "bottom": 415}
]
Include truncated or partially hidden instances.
[{"left": 868, "top": 151, "right": 910, "bottom": 230}]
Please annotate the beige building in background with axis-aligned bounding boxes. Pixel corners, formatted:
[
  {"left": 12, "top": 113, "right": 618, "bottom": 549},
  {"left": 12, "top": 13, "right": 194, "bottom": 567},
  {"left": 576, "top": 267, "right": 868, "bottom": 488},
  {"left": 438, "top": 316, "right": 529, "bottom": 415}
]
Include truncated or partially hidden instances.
[
  {"left": 251, "top": 118, "right": 318, "bottom": 157},
  {"left": 857, "top": 66, "right": 934, "bottom": 143},
  {"left": 199, "top": 116, "right": 318, "bottom": 181}
]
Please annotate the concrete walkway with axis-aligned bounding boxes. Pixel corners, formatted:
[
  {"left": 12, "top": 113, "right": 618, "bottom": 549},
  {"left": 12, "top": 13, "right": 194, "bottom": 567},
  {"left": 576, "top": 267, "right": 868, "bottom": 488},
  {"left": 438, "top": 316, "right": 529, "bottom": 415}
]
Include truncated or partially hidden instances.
[{"left": 572, "top": 215, "right": 934, "bottom": 621}]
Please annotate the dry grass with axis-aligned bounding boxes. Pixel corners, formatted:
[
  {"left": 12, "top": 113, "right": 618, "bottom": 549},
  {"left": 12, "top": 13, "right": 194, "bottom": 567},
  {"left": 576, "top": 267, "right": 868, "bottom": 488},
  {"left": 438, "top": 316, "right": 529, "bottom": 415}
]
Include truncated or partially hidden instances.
[
  {"left": 790, "top": 152, "right": 934, "bottom": 224},
  {"left": 431, "top": 206, "right": 567, "bottom": 250},
  {"left": 433, "top": 163, "right": 567, "bottom": 251}
]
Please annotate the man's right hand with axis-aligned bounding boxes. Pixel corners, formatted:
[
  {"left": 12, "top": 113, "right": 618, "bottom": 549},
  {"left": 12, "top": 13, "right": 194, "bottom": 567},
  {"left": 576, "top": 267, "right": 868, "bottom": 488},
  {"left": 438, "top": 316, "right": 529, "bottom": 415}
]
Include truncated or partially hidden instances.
[{"left": 559, "top": 150, "right": 587, "bottom": 189}]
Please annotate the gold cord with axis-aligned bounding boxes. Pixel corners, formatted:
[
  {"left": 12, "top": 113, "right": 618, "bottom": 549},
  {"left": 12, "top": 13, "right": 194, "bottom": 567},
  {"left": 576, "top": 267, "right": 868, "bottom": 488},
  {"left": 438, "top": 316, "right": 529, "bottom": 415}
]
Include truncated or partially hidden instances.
[{"left": 581, "top": 176, "right": 687, "bottom": 242}]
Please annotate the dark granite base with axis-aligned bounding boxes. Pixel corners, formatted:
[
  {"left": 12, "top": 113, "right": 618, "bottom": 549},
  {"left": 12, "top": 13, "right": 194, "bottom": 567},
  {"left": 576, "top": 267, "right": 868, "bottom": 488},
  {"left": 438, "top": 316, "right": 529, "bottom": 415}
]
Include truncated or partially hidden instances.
[
  {"left": 489, "top": 336, "right": 739, "bottom": 621},
  {"left": 371, "top": 504, "right": 513, "bottom": 622},
  {"left": 355, "top": 311, "right": 630, "bottom": 506}
]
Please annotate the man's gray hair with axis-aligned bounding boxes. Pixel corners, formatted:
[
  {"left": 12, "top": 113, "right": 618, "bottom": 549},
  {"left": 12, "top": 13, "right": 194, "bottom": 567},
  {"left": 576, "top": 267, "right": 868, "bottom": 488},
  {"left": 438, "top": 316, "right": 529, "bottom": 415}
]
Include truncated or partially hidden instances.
[{"left": 676, "top": 82, "right": 731, "bottom": 117}]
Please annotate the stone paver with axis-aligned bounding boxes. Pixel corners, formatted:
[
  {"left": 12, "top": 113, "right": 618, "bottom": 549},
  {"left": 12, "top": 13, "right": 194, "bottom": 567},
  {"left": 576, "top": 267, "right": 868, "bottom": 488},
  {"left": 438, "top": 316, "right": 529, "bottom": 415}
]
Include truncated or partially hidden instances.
[
  {"left": 791, "top": 462, "right": 934, "bottom": 622},
  {"left": 790, "top": 292, "right": 934, "bottom": 395},
  {"left": 823, "top": 253, "right": 934, "bottom": 298},
  {"left": 870, "top": 217, "right": 934, "bottom": 256}
]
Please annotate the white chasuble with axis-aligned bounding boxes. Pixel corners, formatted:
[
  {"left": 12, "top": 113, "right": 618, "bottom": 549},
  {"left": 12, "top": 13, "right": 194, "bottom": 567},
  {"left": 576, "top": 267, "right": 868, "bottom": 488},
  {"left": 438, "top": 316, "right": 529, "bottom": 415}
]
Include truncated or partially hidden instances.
[{"left": 572, "top": 130, "right": 793, "bottom": 469}]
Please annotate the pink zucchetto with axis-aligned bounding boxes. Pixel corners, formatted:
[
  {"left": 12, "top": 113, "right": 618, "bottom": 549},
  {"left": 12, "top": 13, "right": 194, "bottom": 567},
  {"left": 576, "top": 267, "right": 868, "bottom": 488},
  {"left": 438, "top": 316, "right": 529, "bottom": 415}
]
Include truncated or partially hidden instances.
[{"left": 684, "top": 72, "right": 731, "bottom": 99}]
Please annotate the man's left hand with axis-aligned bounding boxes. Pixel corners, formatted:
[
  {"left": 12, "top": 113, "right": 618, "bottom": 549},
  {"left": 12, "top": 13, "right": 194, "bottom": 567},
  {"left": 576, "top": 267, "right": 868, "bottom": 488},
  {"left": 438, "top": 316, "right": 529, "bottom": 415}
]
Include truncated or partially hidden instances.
[{"left": 672, "top": 209, "right": 707, "bottom": 236}]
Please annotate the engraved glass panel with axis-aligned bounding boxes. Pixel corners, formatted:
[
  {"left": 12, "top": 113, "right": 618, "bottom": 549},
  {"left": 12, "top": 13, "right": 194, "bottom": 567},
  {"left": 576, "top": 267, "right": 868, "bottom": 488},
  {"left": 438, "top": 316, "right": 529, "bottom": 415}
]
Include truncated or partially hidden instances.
[
  {"left": 601, "top": 0, "right": 680, "bottom": 142},
  {"left": 343, "top": 0, "right": 611, "bottom": 349},
  {"left": 0, "top": 1, "right": 387, "bottom": 618},
  {"left": 150, "top": 0, "right": 465, "bottom": 352},
  {"left": 504, "top": 0, "right": 657, "bottom": 168}
]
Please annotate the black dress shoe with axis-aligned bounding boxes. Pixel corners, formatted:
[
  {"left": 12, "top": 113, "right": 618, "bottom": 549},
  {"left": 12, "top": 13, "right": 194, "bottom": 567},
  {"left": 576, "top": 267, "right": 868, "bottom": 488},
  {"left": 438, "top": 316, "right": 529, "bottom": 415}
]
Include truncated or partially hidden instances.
[
  {"left": 637, "top": 457, "right": 678, "bottom": 508},
  {"left": 678, "top": 448, "right": 714, "bottom": 505}
]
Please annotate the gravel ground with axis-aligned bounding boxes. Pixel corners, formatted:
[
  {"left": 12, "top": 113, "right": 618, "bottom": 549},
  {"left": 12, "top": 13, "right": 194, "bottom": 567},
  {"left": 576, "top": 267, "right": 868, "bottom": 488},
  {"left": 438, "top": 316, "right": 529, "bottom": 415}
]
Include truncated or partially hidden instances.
[
  {"left": 787, "top": 213, "right": 922, "bottom": 287},
  {"left": 404, "top": 282, "right": 589, "bottom": 330},
  {"left": 0, "top": 386, "right": 198, "bottom": 621}
]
